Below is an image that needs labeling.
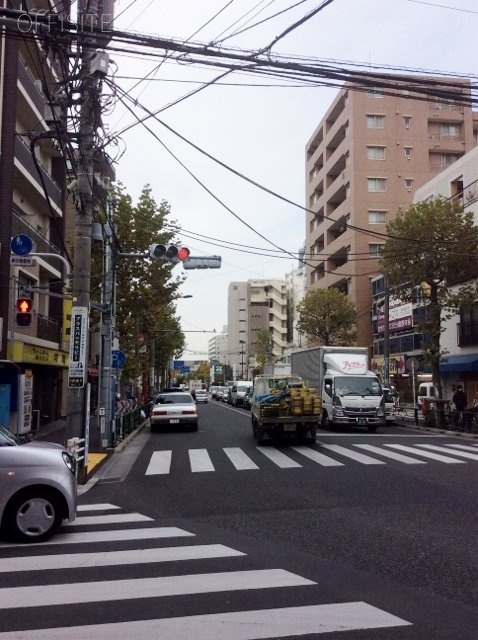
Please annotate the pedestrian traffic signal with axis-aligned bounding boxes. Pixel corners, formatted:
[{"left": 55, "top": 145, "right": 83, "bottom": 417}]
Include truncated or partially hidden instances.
[
  {"left": 16, "top": 297, "right": 32, "bottom": 326},
  {"left": 149, "top": 244, "right": 190, "bottom": 263}
]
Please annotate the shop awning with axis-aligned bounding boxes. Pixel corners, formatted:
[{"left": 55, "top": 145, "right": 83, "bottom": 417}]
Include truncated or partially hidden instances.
[{"left": 439, "top": 354, "right": 478, "bottom": 373}]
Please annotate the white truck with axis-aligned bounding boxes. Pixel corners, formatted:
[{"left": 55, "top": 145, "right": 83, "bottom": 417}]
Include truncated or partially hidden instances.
[{"left": 290, "top": 346, "right": 386, "bottom": 433}]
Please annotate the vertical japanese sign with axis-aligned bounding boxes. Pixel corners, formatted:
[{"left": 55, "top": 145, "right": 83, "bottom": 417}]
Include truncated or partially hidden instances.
[{"left": 68, "top": 306, "right": 88, "bottom": 388}]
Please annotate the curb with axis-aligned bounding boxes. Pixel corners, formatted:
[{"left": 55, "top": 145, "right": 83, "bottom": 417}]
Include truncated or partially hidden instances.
[{"left": 78, "top": 419, "right": 149, "bottom": 495}]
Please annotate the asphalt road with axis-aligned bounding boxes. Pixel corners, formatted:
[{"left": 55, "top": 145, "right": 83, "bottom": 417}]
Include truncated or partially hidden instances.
[{"left": 2, "top": 399, "right": 478, "bottom": 639}]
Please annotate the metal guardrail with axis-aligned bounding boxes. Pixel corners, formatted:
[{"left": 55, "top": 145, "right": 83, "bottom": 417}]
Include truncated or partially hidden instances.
[{"left": 113, "top": 402, "right": 152, "bottom": 445}]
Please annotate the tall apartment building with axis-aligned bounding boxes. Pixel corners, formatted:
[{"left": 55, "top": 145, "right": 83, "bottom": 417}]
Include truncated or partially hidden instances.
[
  {"left": 208, "top": 330, "right": 228, "bottom": 365},
  {"left": 285, "top": 252, "right": 306, "bottom": 348},
  {"left": 305, "top": 77, "right": 478, "bottom": 348},
  {"left": 227, "top": 282, "right": 248, "bottom": 374},
  {"left": 0, "top": 2, "right": 71, "bottom": 426},
  {"left": 227, "top": 279, "right": 289, "bottom": 376}
]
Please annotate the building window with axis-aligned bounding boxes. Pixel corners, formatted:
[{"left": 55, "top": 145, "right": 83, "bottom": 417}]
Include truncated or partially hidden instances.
[
  {"left": 405, "top": 179, "right": 413, "bottom": 190},
  {"left": 404, "top": 147, "right": 412, "bottom": 159},
  {"left": 366, "top": 87, "right": 383, "bottom": 98},
  {"left": 369, "top": 244, "right": 384, "bottom": 257},
  {"left": 403, "top": 116, "right": 412, "bottom": 128},
  {"left": 459, "top": 303, "right": 478, "bottom": 347},
  {"left": 441, "top": 123, "right": 459, "bottom": 138},
  {"left": 368, "top": 210, "right": 386, "bottom": 224},
  {"left": 368, "top": 178, "right": 386, "bottom": 192},
  {"left": 367, "top": 146, "right": 385, "bottom": 160},
  {"left": 443, "top": 154, "right": 460, "bottom": 167},
  {"left": 367, "top": 114, "right": 385, "bottom": 128}
]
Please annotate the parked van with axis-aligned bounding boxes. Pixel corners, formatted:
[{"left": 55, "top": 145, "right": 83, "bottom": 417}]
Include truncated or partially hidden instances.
[
  {"left": 230, "top": 381, "right": 253, "bottom": 407},
  {"left": 417, "top": 382, "right": 436, "bottom": 408}
]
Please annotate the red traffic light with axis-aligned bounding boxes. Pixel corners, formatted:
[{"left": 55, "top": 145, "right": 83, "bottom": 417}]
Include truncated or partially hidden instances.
[
  {"left": 177, "top": 246, "right": 190, "bottom": 261},
  {"left": 16, "top": 298, "right": 32, "bottom": 313}
]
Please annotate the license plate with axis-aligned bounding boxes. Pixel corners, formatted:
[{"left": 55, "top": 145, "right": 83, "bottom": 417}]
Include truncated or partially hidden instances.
[
  {"left": 358, "top": 418, "right": 366, "bottom": 424},
  {"left": 283, "top": 424, "right": 296, "bottom": 432},
  {"left": 170, "top": 418, "right": 180, "bottom": 424}
]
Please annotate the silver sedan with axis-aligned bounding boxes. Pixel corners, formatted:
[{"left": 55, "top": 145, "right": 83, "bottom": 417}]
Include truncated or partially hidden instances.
[
  {"left": 0, "top": 427, "right": 77, "bottom": 543},
  {"left": 151, "top": 392, "right": 198, "bottom": 432}
]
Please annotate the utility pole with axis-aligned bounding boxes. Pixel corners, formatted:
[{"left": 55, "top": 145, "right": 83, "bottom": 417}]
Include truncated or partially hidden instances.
[
  {"left": 98, "top": 204, "right": 115, "bottom": 448},
  {"left": 383, "top": 279, "right": 391, "bottom": 388},
  {"left": 66, "top": 1, "right": 107, "bottom": 471}
]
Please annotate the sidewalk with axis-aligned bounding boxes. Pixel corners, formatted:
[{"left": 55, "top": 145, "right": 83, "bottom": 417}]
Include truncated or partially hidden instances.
[
  {"left": 34, "top": 415, "right": 109, "bottom": 478},
  {"left": 34, "top": 413, "right": 150, "bottom": 481}
]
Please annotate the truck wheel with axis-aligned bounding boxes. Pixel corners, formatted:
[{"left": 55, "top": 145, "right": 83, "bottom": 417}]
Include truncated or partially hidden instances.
[
  {"left": 321, "top": 412, "right": 332, "bottom": 431},
  {"left": 256, "top": 425, "right": 266, "bottom": 445}
]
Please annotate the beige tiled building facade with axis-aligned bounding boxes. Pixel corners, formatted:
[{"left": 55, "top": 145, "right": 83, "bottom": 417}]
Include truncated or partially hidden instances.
[{"left": 305, "top": 78, "right": 478, "bottom": 348}]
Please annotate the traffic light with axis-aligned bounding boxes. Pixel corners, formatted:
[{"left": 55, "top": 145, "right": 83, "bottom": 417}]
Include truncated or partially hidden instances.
[
  {"left": 148, "top": 244, "right": 190, "bottom": 263},
  {"left": 16, "top": 297, "right": 33, "bottom": 327}
]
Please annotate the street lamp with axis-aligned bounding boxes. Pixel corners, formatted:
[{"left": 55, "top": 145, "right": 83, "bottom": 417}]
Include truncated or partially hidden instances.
[{"left": 239, "top": 340, "right": 245, "bottom": 380}]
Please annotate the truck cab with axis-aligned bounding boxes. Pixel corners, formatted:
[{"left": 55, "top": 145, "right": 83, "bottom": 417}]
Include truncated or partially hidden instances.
[{"left": 321, "top": 352, "right": 385, "bottom": 432}]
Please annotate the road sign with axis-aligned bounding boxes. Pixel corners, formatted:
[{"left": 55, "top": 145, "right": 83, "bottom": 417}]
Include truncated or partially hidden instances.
[
  {"left": 173, "top": 360, "right": 185, "bottom": 369},
  {"left": 10, "top": 256, "right": 35, "bottom": 267},
  {"left": 10, "top": 234, "right": 33, "bottom": 256},
  {"left": 406, "top": 356, "right": 420, "bottom": 372},
  {"left": 68, "top": 306, "right": 88, "bottom": 388},
  {"left": 112, "top": 349, "right": 126, "bottom": 369},
  {"left": 182, "top": 256, "right": 221, "bottom": 270}
]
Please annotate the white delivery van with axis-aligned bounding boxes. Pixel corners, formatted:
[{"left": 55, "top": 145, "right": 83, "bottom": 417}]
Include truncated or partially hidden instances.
[
  {"left": 417, "top": 382, "right": 436, "bottom": 408},
  {"left": 230, "top": 381, "right": 253, "bottom": 407}
]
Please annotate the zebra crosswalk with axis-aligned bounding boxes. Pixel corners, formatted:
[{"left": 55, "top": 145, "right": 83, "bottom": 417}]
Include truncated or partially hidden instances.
[
  {"left": 0, "top": 503, "right": 412, "bottom": 638},
  {"left": 144, "top": 441, "right": 478, "bottom": 475}
]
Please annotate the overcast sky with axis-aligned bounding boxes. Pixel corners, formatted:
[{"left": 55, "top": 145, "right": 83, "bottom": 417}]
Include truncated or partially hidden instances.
[{"left": 107, "top": 0, "right": 477, "bottom": 359}]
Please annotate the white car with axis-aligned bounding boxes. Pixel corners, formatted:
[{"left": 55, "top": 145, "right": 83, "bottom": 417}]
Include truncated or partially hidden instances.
[
  {"left": 195, "top": 389, "right": 208, "bottom": 403},
  {"left": 151, "top": 392, "right": 198, "bottom": 432},
  {"left": 0, "top": 427, "right": 77, "bottom": 543}
]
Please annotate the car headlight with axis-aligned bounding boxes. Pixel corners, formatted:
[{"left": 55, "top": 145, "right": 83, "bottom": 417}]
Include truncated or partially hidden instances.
[{"left": 63, "top": 451, "right": 77, "bottom": 475}]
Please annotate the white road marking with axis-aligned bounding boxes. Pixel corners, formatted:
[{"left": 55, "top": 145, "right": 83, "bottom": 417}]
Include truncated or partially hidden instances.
[
  {"left": 0, "top": 569, "right": 315, "bottom": 609},
  {"left": 0, "top": 544, "right": 245, "bottom": 573},
  {"left": 146, "top": 450, "right": 172, "bottom": 475},
  {"left": 355, "top": 444, "right": 427, "bottom": 464},
  {"left": 66, "top": 513, "right": 153, "bottom": 527},
  {"left": 447, "top": 443, "right": 478, "bottom": 452},
  {"left": 385, "top": 444, "right": 466, "bottom": 463},
  {"left": 0, "top": 602, "right": 411, "bottom": 639},
  {"left": 256, "top": 447, "right": 302, "bottom": 468},
  {"left": 0, "top": 527, "right": 195, "bottom": 548},
  {"left": 76, "top": 503, "right": 120, "bottom": 511},
  {"left": 292, "top": 446, "right": 344, "bottom": 467},
  {"left": 224, "top": 447, "right": 259, "bottom": 470},
  {"left": 321, "top": 443, "right": 385, "bottom": 465},
  {"left": 189, "top": 448, "right": 215, "bottom": 472},
  {"left": 415, "top": 443, "right": 478, "bottom": 461}
]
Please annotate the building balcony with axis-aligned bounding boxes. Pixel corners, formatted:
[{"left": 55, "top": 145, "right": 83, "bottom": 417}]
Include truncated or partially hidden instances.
[
  {"left": 17, "top": 58, "right": 46, "bottom": 119},
  {"left": 14, "top": 136, "right": 62, "bottom": 211},
  {"left": 37, "top": 314, "right": 61, "bottom": 343}
]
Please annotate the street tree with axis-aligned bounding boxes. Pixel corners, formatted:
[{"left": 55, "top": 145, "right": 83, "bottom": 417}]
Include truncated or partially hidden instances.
[
  {"left": 296, "top": 288, "right": 357, "bottom": 345},
  {"left": 113, "top": 184, "right": 186, "bottom": 395},
  {"left": 195, "top": 361, "right": 210, "bottom": 382},
  {"left": 255, "top": 328, "right": 273, "bottom": 373},
  {"left": 380, "top": 196, "right": 478, "bottom": 398}
]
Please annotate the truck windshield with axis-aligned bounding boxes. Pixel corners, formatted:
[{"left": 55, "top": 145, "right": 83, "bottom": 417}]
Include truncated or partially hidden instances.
[{"left": 334, "top": 376, "right": 382, "bottom": 397}]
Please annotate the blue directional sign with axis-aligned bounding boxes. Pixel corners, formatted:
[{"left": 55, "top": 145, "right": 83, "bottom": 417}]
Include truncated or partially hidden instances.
[
  {"left": 11, "top": 235, "right": 33, "bottom": 256},
  {"left": 173, "top": 360, "right": 185, "bottom": 369},
  {"left": 112, "top": 350, "right": 126, "bottom": 369}
]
